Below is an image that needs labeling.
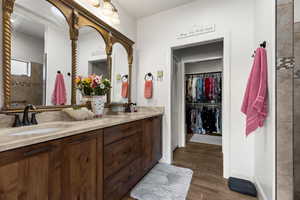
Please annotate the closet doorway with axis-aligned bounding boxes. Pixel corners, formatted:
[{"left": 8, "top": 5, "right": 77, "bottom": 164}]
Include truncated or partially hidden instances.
[{"left": 171, "top": 39, "right": 225, "bottom": 169}]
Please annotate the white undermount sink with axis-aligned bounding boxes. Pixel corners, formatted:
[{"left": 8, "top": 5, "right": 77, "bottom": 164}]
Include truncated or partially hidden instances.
[
  {"left": 5, "top": 123, "right": 72, "bottom": 136},
  {"left": 10, "top": 127, "right": 63, "bottom": 136}
]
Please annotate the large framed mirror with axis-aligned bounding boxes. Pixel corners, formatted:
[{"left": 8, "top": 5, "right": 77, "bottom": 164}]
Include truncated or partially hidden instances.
[
  {"left": 1, "top": 0, "right": 134, "bottom": 113},
  {"left": 77, "top": 26, "right": 109, "bottom": 105}
]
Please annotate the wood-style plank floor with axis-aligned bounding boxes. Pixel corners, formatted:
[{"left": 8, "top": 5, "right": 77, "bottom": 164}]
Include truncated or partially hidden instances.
[{"left": 124, "top": 136, "right": 257, "bottom": 200}]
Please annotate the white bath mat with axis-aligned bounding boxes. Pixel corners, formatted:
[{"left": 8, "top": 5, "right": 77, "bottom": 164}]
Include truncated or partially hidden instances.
[
  {"left": 190, "top": 134, "right": 222, "bottom": 146},
  {"left": 130, "top": 163, "right": 193, "bottom": 200}
]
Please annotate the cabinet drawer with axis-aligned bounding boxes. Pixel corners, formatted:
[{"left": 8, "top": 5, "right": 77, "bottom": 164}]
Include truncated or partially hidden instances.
[
  {"left": 104, "top": 121, "right": 142, "bottom": 145},
  {"left": 104, "top": 158, "right": 142, "bottom": 200},
  {"left": 104, "top": 133, "right": 142, "bottom": 179}
]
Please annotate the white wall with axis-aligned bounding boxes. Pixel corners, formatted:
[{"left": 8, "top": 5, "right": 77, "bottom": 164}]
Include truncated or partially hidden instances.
[
  {"left": 253, "top": 0, "right": 276, "bottom": 199},
  {"left": 12, "top": 31, "right": 44, "bottom": 63},
  {"left": 136, "top": 0, "right": 256, "bottom": 180}
]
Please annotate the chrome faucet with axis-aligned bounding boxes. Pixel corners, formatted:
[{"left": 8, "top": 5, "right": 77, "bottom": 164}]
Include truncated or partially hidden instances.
[{"left": 22, "top": 104, "right": 36, "bottom": 126}]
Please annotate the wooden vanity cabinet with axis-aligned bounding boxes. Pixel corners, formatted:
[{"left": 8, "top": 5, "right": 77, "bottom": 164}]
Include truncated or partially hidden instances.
[
  {"left": 152, "top": 116, "right": 163, "bottom": 165},
  {"left": 103, "top": 116, "right": 163, "bottom": 200},
  {"left": 143, "top": 116, "right": 163, "bottom": 173},
  {"left": 0, "top": 141, "right": 63, "bottom": 200},
  {"left": 61, "top": 130, "right": 102, "bottom": 200},
  {"left": 0, "top": 116, "right": 162, "bottom": 200}
]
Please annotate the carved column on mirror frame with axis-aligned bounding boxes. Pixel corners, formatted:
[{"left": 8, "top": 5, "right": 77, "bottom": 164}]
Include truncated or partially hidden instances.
[
  {"left": 106, "top": 35, "right": 113, "bottom": 104},
  {"left": 70, "top": 10, "right": 79, "bottom": 105},
  {"left": 128, "top": 47, "right": 133, "bottom": 103},
  {"left": 2, "top": 0, "right": 15, "bottom": 109}
]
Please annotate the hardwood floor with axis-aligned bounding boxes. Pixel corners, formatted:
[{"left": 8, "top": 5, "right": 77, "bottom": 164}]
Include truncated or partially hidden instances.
[
  {"left": 124, "top": 139, "right": 257, "bottom": 200},
  {"left": 173, "top": 142, "right": 257, "bottom": 200}
]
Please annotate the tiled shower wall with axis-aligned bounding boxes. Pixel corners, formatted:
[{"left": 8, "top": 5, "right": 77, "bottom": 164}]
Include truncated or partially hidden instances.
[{"left": 276, "top": 0, "right": 295, "bottom": 199}]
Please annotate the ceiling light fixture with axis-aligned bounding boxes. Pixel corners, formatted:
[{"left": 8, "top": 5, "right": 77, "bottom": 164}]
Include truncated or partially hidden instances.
[
  {"left": 85, "top": 0, "right": 100, "bottom": 7},
  {"left": 110, "top": 7, "right": 120, "bottom": 25},
  {"left": 85, "top": 0, "right": 120, "bottom": 25},
  {"left": 102, "top": 0, "right": 114, "bottom": 17}
]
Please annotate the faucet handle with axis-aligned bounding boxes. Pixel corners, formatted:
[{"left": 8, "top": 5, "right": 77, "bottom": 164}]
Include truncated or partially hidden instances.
[
  {"left": 31, "top": 113, "right": 38, "bottom": 125},
  {"left": 13, "top": 114, "right": 22, "bottom": 127}
]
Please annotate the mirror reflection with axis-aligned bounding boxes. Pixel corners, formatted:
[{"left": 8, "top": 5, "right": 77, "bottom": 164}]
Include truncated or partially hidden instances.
[
  {"left": 11, "top": 0, "right": 72, "bottom": 108},
  {"left": 77, "top": 26, "right": 108, "bottom": 104},
  {"left": 111, "top": 43, "right": 129, "bottom": 103}
]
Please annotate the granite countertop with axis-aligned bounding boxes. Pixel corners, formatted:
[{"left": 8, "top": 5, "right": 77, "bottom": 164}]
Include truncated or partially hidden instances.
[{"left": 0, "top": 107, "right": 164, "bottom": 153}]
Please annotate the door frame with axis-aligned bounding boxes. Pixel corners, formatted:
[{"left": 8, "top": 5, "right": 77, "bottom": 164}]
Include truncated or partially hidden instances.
[{"left": 168, "top": 31, "right": 231, "bottom": 178}]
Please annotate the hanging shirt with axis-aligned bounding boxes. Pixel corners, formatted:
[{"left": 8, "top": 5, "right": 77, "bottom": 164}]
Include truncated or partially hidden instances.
[
  {"left": 205, "top": 78, "right": 211, "bottom": 101},
  {"left": 192, "top": 77, "right": 197, "bottom": 101},
  {"left": 196, "top": 77, "right": 203, "bottom": 101}
]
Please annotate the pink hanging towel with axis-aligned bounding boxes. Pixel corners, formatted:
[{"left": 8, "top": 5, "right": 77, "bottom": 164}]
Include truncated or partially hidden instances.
[
  {"left": 52, "top": 73, "right": 67, "bottom": 105},
  {"left": 121, "top": 81, "right": 129, "bottom": 98},
  {"left": 241, "top": 47, "right": 268, "bottom": 136},
  {"left": 144, "top": 80, "right": 153, "bottom": 99}
]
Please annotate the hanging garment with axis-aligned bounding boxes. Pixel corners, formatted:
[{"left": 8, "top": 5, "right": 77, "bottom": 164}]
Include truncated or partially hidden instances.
[
  {"left": 241, "top": 47, "right": 268, "bottom": 136},
  {"left": 209, "top": 77, "right": 215, "bottom": 100},
  {"left": 196, "top": 77, "right": 203, "bottom": 102},
  {"left": 192, "top": 77, "right": 197, "bottom": 101},
  {"left": 52, "top": 73, "right": 67, "bottom": 105},
  {"left": 186, "top": 77, "right": 193, "bottom": 102},
  {"left": 204, "top": 78, "right": 211, "bottom": 101},
  {"left": 144, "top": 80, "right": 153, "bottom": 99},
  {"left": 121, "top": 81, "right": 129, "bottom": 98}
]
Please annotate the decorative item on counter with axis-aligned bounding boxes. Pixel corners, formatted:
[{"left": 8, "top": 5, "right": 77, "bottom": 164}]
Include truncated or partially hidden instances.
[
  {"left": 121, "top": 75, "right": 129, "bottom": 98},
  {"left": 144, "top": 73, "right": 154, "bottom": 99},
  {"left": 63, "top": 107, "right": 95, "bottom": 121},
  {"left": 52, "top": 72, "right": 67, "bottom": 105},
  {"left": 76, "top": 74, "right": 111, "bottom": 117},
  {"left": 157, "top": 70, "right": 164, "bottom": 81}
]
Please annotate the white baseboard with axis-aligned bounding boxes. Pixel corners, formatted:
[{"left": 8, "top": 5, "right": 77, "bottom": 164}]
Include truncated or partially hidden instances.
[{"left": 254, "top": 177, "right": 268, "bottom": 200}]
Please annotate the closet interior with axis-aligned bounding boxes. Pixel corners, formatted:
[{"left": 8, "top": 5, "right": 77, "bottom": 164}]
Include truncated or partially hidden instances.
[
  {"left": 172, "top": 40, "right": 224, "bottom": 147},
  {"left": 186, "top": 71, "right": 222, "bottom": 136}
]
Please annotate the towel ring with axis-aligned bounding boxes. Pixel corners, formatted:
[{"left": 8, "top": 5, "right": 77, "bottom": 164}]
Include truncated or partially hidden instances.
[
  {"left": 144, "top": 73, "right": 154, "bottom": 81},
  {"left": 122, "top": 75, "right": 128, "bottom": 82}
]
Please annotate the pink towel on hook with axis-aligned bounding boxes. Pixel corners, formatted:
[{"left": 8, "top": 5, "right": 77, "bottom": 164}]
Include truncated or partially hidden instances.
[
  {"left": 52, "top": 73, "right": 67, "bottom": 105},
  {"left": 144, "top": 80, "right": 153, "bottom": 99},
  {"left": 241, "top": 47, "right": 268, "bottom": 136},
  {"left": 121, "top": 81, "right": 129, "bottom": 98}
]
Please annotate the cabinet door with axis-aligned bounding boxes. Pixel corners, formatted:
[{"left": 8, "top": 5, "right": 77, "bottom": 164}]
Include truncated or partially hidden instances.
[
  {"left": 152, "top": 116, "right": 162, "bottom": 163},
  {"left": 97, "top": 134, "right": 104, "bottom": 200},
  {"left": 142, "top": 118, "right": 153, "bottom": 173},
  {"left": 62, "top": 133, "right": 98, "bottom": 200},
  {"left": 0, "top": 142, "right": 62, "bottom": 200}
]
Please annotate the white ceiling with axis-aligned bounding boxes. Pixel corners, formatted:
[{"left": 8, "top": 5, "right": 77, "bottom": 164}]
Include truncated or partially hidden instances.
[{"left": 115, "top": 0, "right": 197, "bottom": 18}]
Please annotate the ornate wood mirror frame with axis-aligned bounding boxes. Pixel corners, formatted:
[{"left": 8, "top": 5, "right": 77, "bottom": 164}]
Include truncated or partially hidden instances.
[{"left": 2, "top": 0, "right": 134, "bottom": 113}]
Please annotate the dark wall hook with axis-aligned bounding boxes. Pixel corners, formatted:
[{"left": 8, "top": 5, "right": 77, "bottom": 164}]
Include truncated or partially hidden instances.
[
  {"left": 144, "top": 73, "right": 154, "bottom": 81},
  {"left": 260, "top": 41, "right": 266, "bottom": 48}
]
